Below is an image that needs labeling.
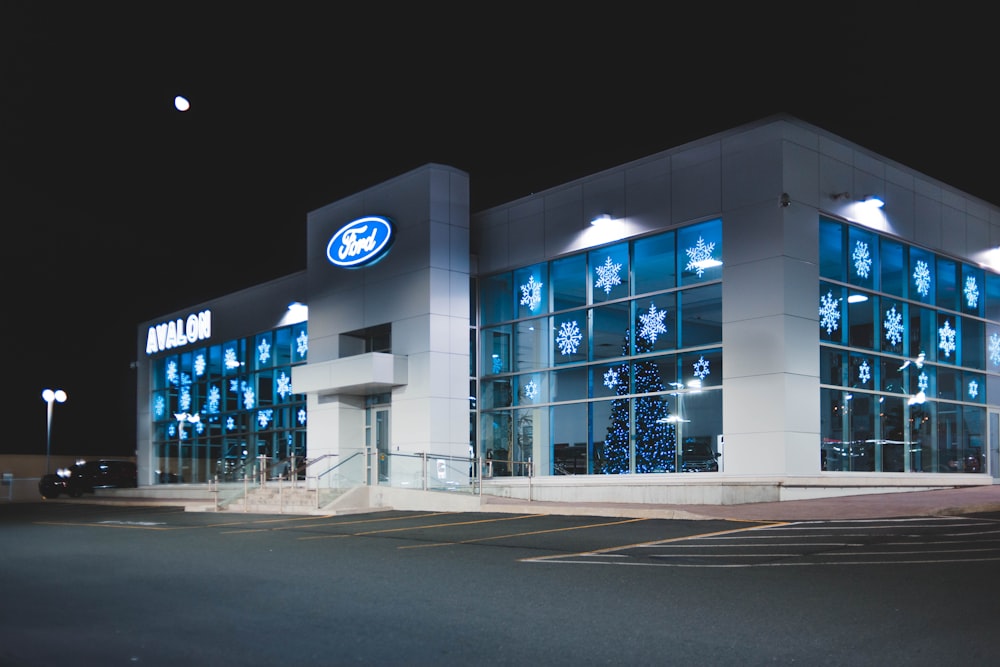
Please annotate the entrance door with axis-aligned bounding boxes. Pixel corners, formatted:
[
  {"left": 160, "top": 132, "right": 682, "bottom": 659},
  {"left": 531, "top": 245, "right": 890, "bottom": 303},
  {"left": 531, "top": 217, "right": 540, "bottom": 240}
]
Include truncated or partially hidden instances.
[
  {"left": 368, "top": 405, "right": 390, "bottom": 484},
  {"left": 990, "top": 410, "right": 1000, "bottom": 481}
]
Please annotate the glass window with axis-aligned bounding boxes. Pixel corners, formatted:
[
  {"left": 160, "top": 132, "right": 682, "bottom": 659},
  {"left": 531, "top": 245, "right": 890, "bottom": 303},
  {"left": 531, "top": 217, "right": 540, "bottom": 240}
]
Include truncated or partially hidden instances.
[
  {"left": 515, "top": 373, "right": 546, "bottom": 406},
  {"left": 935, "top": 313, "right": 958, "bottom": 365},
  {"left": 819, "top": 218, "right": 845, "bottom": 281},
  {"left": 849, "top": 353, "right": 874, "bottom": 390},
  {"left": 908, "top": 305, "right": 937, "bottom": 363},
  {"left": 879, "top": 237, "right": 905, "bottom": 297},
  {"left": 961, "top": 264, "right": 984, "bottom": 316},
  {"left": 847, "top": 291, "right": 875, "bottom": 350},
  {"left": 480, "top": 272, "right": 513, "bottom": 325},
  {"left": 592, "top": 301, "right": 631, "bottom": 361},
  {"left": 909, "top": 246, "right": 935, "bottom": 304},
  {"left": 550, "top": 366, "right": 588, "bottom": 402},
  {"left": 550, "top": 403, "right": 589, "bottom": 475},
  {"left": 513, "top": 318, "right": 549, "bottom": 372},
  {"left": 633, "top": 295, "right": 676, "bottom": 354},
  {"left": 481, "top": 325, "right": 511, "bottom": 375},
  {"left": 678, "top": 219, "right": 722, "bottom": 286},
  {"left": 589, "top": 242, "right": 630, "bottom": 303},
  {"left": 847, "top": 226, "right": 878, "bottom": 290},
  {"left": 633, "top": 233, "right": 674, "bottom": 296},
  {"left": 819, "top": 283, "right": 845, "bottom": 345},
  {"left": 480, "top": 379, "right": 513, "bottom": 410},
  {"left": 880, "top": 298, "right": 905, "bottom": 355},
  {"left": 679, "top": 284, "right": 722, "bottom": 347},
  {"left": 935, "top": 257, "right": 958, "bottom": 312},
  {"left": 593, "top": 362, "right": 628, "bottom": 399},
  {"left": 552, "top": 310, "right": 588, "bottom": 364},
  {"left": 987, "top": 272, "right": 1000, "bottom": 322},
  {"left": 514, "top": 263, "right": 548, "bottom": 318},
  {"left": 551, "top": 253, "right": 587, "bottom": 312},
  {"left": 820, "top": 347, "right": 846, "bottom": 386}
]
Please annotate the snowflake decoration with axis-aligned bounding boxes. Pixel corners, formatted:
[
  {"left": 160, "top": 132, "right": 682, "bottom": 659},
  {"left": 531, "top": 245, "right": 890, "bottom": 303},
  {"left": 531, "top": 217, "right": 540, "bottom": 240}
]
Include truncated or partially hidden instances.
[
  {"left": 491, "top": 354, "right": 503, "bottom": 374},
  {"left": 194, "top": 354, "right": 206, "bottom": 377},
  {"left": 179, "top": 386, "right": 191, "bottom": 412},
  {"left": 519, "top": 275, "right": 543, "bottom": 311},
  {"left": 523, "top": 380, "right": 538, "bottom": 401},
  {"left": 243, "top": 385, "right": 256, "bottom": 410},
  {"left": 154, "top": 395, "right": 165, "bottom": 419},
  {"left": 819, "top": 291, "right": 841, "bottom": 335},
  {"left": 296, "top": 330, "right": 309, "bottom": 357},
  {"left": 918, "top": 371, "right": 929, "bottom": 393},
  {"left": 938, "top": 320, "right": 956, "bottom": 358},
  {"left": 224, "top": 348, "right": 240, "bottom": 370},
  {"left": 639, "top": 303, "right": 668, "bottom": 344},
  {"left": 603, "top": 368, "right": 620, "bottom": 389},
  {"left": 257, "top": 339, "right": 271, "bottom": 364},
  {"left": 912, "top": 260, "right": 931, "bottom": 297},
  {"left": 968, "top": 380, "right": 980, "bottom": 400},
  {"left": 692, "top": 355, "right": 711, "bottom": 381},
  {"left": 276, "top": 371, "right": 292, "bottom": 399},
  {"left": 555, "top": 320, "right": 582, "bottom": 355},
  {"left": 297, "top": 408, "right": 307, "bottom": 425},
  {"left": 883, "top": 306, "right": 903, "bottom": 347},
  {"left": 257, "top": 409, "right": 273, "bottom": 428},
  {"left": 195, "top": 420, "right": 205, "bottom": 436},
  {"left": 166, "top": 360, "right": 178, "bottom": 385},
  {"left": 858, "top": 360, "right": 871, "bottom": 385},
  {"left": 685, "top": 236, "right": 717, "bottom": 277},
  {"left": 990, "top": 333, "right": 1000, "bottom": 367},
  {"left": 964, "top": 275, "right": 980, "bottom": 309},
  {"left": 852, "top": 240, "right": 872, "bottom": 279},
  {"left": 226, "top": 416, "right": 236, "bottom": 431},
  {"left": 229, "top": 378, "right": 240, "bottom": 392},
  {"left": 207, "top": 386, "right": 221, "bottom": 413},
  {"left": 594, "top": 256, "right": 623, "bottom": 294}
]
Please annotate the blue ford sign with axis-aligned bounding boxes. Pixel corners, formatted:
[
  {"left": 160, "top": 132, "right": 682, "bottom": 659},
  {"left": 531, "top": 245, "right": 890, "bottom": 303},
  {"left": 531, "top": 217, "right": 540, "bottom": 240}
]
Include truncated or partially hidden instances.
[{"left": 326, "top": 216, "right": 395, "bottom": 267}]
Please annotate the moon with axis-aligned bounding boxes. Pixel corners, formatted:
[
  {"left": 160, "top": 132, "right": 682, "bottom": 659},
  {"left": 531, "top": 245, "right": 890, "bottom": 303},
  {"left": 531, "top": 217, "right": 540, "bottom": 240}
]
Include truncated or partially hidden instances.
[{"left": 174, "top": 95, "right": 190, "bottom": 112}]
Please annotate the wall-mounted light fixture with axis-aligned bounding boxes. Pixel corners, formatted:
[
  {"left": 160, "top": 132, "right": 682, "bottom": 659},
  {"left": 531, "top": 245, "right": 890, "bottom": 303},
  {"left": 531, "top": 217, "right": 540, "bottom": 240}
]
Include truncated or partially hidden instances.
[
  {"left": 831, "top": 192, "right": 852, "bottom": 201},
  {"left": 590, "top": 214, "right": 613, "bottom": 227},
  {"left": 862, "top": 195, "right": 885, "bottom": 208}
]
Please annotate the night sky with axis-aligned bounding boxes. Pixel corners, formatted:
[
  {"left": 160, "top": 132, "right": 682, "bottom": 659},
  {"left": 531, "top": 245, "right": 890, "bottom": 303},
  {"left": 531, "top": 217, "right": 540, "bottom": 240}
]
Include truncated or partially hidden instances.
[{"left": 2, "top": 3, "right": 996, "bottom": 457}]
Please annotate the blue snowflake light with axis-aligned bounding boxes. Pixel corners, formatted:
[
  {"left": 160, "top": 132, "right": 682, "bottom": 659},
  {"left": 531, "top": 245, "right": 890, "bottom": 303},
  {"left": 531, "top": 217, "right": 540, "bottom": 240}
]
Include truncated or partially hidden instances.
[
  {"left": 918, "top": 372, "right": 929, "bottom": 392},
  {"left": 225, "top": 348, "right": 240, "bottom": 370},
  {"left": 965, "top": 275, "right": 980, "bottom": 309},
  {"left": 166, "top": 360, "right": 178, "bottom": 385},
  {"left": 519, "top": 275, "right": 543, "bottom": 311},
  {"left": 296, "top": 330, "right": 309, "bottom": 358},
  {"left": 555, "top": 320, "right": 582, "bottom": 355},
  {"left": 207, "top": 386, "right": 221, "bottom": 413},
  {"left": 276, "top": 371, "right": 292, "bottom": 399},
  {"left": 820, "top": 291, "right": 841, "bottom": 335},
  {"left": 257, "top": 409, "right": 273, "bottom": 428},
  {"left": 594, "top": 256, "right": 623, "bottom": 294},
  {"left": 990, "top": 333, "right": 1000, "bottom": 367},
  {"left": 852, "top": 240, "right": 872, "bottom": 279},
  {"left": 297, "top": 408, "right": 307, "bottom": 425},
  {"left": 154, "top": 395, "right": 165, "bottom": 419},
  {"left": 913, "top": 260, "right": 931, "bottom": 297},
  {"left": 969, "top": 380, "right": 980, "bottom": 399},
  {"left": 257, "top": 339, "right": 271, "bottom": 364},
  {"left": 243, "top": 386, "right": 256, "bottom": 410},
  {"left": 639, "top": 303, "right": 668, "bottom": 344},
  {"left": 858, "top": 360, "right": 871, "bottom": 385},
  {"left": 938, "top": 320, "right": 956, "bottom": 358},
  {"left": 692, "top": 355, "right": 710, "bottom": 381},
  {"left": 603, "top": 368, "right": 620, "bottom": 389},
  {"left": 685, "top": 236, "right": 717, "bottom": 277},
  {"left": 226, "top": 416, "right": 236, "bottom": 431},
  {"left": 883, "top": 306, "right": 903, "bottom": 347},
  {"left": 523, "top": 380, "right": 538, "bottom": 401},
  {"left": 194, "top": 354, "right": 206, "bottom": 377}
]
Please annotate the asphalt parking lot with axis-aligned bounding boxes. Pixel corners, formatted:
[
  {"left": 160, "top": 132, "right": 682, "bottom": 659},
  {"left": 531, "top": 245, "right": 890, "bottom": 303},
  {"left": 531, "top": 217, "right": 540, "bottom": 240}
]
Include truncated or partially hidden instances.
[{"left": 3, "top": 502, "right": 998, "bottom": 666}]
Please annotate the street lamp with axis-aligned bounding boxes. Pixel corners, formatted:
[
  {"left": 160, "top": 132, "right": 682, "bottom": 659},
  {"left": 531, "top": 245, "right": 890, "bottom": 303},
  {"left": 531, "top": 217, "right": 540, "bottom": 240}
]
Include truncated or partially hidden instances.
[{"left": 42, "top": 388, "right": 68, "bottom": 474}]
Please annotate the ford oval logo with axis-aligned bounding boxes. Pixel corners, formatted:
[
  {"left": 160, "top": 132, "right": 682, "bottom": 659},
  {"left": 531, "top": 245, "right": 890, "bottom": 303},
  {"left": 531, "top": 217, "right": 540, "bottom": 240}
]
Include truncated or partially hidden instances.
[{"left": 326, "top": 216, "right": 395, "bottom": 267}]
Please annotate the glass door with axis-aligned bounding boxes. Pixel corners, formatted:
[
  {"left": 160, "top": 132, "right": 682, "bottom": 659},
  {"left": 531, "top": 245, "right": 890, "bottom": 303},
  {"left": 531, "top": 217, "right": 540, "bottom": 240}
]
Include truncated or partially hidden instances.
[
  {"left": 989, "top": 410, "right": 999, "bottom": 481},
  {"left": 368, "top": 405, "right": 390, "bottom": 484}
]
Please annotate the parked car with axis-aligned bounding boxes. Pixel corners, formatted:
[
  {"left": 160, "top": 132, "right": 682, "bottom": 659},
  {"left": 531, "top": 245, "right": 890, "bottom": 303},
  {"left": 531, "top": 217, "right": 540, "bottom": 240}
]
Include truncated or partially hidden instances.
[
  {"left": 38, "top": 459, "right": 138, "bottom": 499},
  {"left": 675, "top": 440, "right": 720, "bottom": 472}
]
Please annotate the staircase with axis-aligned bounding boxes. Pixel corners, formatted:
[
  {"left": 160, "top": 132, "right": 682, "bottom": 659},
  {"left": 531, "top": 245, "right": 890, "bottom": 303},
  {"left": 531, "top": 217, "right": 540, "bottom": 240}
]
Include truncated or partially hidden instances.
[{"left": 217, "top": 485, "right": 349, "bottom": 514}]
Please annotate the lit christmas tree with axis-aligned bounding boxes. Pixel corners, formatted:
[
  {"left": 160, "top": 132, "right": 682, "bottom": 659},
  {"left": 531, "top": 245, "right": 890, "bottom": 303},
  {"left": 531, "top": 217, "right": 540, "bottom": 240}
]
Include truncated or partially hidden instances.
[{"left": 599, "top": 325, "right": 676, "bottom": 474}]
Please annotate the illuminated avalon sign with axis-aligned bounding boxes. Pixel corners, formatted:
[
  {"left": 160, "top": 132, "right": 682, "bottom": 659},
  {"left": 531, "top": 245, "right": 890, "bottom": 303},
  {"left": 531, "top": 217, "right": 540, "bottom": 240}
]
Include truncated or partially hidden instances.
[
  {"left": 145, "top": 310, "right": 212, "bottom": 355},
  {"left": 326, "top": 216, "right": 395, "bottom": 267}
]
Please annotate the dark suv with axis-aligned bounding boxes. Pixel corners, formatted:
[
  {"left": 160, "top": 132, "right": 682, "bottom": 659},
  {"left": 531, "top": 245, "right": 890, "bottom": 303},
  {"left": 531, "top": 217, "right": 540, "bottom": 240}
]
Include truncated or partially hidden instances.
[{"left": 38, "top": 460, "right": 138, "bottom": 499}]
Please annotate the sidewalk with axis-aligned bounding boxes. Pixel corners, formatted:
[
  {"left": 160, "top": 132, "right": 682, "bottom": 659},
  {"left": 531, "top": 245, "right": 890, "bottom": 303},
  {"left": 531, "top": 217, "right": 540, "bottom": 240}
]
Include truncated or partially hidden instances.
[{"left": 480, "top": 484, "right": 1000, "bottom": 522}]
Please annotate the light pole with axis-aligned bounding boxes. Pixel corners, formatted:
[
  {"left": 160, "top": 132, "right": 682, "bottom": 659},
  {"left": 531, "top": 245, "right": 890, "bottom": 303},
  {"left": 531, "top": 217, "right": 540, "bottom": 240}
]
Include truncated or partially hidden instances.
[{"left": 42, "top": 389, "right": 68, "bottom": 474}]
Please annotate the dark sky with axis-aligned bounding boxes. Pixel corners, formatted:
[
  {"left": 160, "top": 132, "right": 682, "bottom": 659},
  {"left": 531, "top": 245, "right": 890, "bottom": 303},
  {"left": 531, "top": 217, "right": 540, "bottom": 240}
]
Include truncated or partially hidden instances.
[{"left": 2, "top": 2, "right": 996, "bottom": 457}]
